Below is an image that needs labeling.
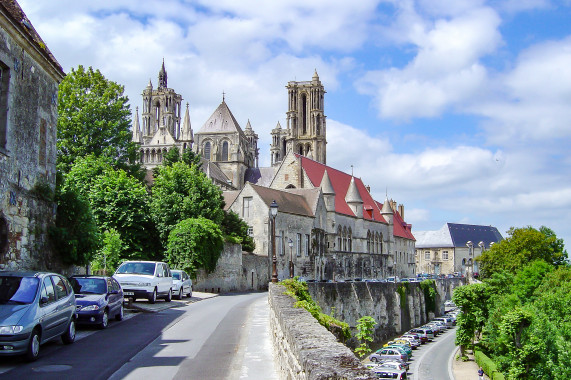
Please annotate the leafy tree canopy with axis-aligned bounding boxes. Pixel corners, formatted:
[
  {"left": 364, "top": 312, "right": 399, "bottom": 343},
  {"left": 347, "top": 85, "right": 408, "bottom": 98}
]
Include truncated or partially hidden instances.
[
  {"left": 477, "top": 226, "right": 567, "bottom": 278},
  {"left": 165, "top": 217, "right": 224, "bottom": 275},
  {"left": 57, "top": 65, "right": 140, "bottom": 175},
  {"left": 151, "top": 162, "right": 224, "bottom": 244},
  {"left": 221, "top": 210, "right": 255, "bottom": 252}
]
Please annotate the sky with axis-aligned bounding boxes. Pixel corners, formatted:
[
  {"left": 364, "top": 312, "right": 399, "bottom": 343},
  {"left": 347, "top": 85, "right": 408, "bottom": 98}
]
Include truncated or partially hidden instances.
[{"left": 21, "top": 0, "right": 571, "bottom": 248}]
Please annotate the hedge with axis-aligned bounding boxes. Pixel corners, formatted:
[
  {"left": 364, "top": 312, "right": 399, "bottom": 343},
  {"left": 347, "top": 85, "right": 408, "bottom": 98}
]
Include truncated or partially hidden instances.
[{"left": 474, "top": 349, "right": 505, "bottom": 380}]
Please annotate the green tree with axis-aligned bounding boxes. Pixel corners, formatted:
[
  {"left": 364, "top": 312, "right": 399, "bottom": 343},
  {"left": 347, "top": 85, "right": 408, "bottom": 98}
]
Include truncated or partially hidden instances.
[
  {"left": 354, "top": 316, "right": 377, "bottom": 358},
  {"left": 221, "top": 210, "right": 255, "bottom": 252},
  {"left": 453, "top": 283, "right": 490, "bottom": 356},
  {"left": 165, "top": 217, "right": 224, "bottom": 275},
  {"left": 57, "top": 65, "right": 139, "bottom": 174},
  {"left": 91, "top": 229, "right": 124, "bottom": 275},
  {"left": 49, "top": 186, "right": 100, "bottom": 266},
  {"left": 477, "top": 226, "right": 567, "bottom": 278},
  {"left": 151, "top": 162, "right": 224, "bottom": 244}
]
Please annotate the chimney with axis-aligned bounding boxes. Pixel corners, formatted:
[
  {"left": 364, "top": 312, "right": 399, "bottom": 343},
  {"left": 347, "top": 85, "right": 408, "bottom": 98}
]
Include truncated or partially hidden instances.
[
  {"left": 398, "top": 204, "right": 404, "bottom": 219},
  {"left": 391, "top": 200, "right": 397, "bottom": 212},
  {"left": 366, "top": 185, "right": 371, "bottom": 193}
]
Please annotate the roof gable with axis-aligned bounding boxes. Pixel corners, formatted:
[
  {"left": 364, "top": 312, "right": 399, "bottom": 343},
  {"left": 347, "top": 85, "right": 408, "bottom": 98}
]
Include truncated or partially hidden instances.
[
  {"left": 250, "top": 183, "right": 315, "bottom": 217},
  {"left": 298, "top": 154, "right": 385, "bottom": 222},
  {"left": 197, "top": 101, "right": 245, "bottom": 137}
]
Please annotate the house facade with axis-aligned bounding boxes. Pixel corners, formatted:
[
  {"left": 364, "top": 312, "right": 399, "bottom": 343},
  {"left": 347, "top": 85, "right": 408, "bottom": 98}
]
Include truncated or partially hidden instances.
[
  {"left": 0, "top": 0, "right": 65, "bottom": 269},
  {"left": 414, "top": 223, "right": 503, "bottom": 276}
]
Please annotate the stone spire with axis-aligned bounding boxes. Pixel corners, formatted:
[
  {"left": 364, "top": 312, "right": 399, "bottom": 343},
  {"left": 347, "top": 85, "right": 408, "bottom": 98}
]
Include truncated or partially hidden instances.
[
  {"left": 320, "top": 170, "right": 335, "bottom": 195},
  {"left": 312, "top": 69, "right": 320, "bottom": 82},
  {"left": 345, "top": 177, "right": 363, "bottom": 218},
  {"left": 381, "top": 197, "right": 394, "bottom": 225},
  {"left": 158, "top": 59, "right": 167, "bottom": 89},
  {"left": 180, "top": 102, "right": 193, "bottom": 143},
  {"left": 132, "top": 107, "right": 142, "bottom": 143}
]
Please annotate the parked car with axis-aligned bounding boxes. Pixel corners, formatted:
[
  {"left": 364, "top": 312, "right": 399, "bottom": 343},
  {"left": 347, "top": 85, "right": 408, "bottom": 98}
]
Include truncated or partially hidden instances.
[
  {"left": 0, "top": 271, "right": 76, "bottom": 361},
  {"left": 386, "top": 276, "right": 400, "bottom": 283},
  {"left": 114, "top": 261, "right": 173, "bottom": 303},
  {"left": 433, "top": 317, "right": 453, "bottom": 328},
  {"left": 171, "top": 270, "right": 192, "bottom": 300},
  {"left": 404, "top": 331, "right": 427, "bottom": 344},
  {"left": 70, "top": 275, "right": 124, "bottom": 329},
  {"left": 398, "top": 335, "right": 421, "bottom": 348},
  {"left": 409, "top": 328, "right": 434, "bottom": 341},
  {"left": 369, "top": 347, "right": 408, "bottom": 363},
  {"left": 373, "top": 366, "right": 408, "bottom": 379},
  {"left": 384, "top": 344, "right": 412, "bottom": 360},
  {"left": 444, "top": 300, "right": 456, "bottom": 308}
]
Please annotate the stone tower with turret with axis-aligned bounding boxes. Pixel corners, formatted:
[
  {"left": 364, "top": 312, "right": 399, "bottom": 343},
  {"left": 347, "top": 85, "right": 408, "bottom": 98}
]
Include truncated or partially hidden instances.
[{"left": 271, "top": 70, "right": 326, "bottom": 166}]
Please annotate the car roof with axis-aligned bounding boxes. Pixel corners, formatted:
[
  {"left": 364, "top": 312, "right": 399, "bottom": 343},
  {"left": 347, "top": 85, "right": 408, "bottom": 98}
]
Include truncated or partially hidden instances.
[
  {"left": 0, "top": 271, "right": 58, "bottom": 277},
  {"left": 71, "top": 275, "right": 110, "bottom": 279},
  {"left": 120, "top": 260, "right": 164, "bottom": 264}
]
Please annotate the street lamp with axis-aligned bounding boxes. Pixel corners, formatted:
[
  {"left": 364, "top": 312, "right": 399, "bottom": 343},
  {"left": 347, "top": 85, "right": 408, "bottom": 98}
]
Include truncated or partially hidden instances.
[
  {"left": 288, "top": 238, "right": 294, "bottom": 278},
  {"left": 270, "top": 200, "right": 279, "bottom": 283},
  {"left": 466, "top": 241, "right": 474, "bottom": 279}
]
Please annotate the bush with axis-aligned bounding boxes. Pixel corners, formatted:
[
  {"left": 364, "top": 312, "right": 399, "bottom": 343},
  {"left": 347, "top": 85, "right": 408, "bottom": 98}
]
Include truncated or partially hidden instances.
[{"left": 475, "top": 349, "right": 505, "bottom": 380}]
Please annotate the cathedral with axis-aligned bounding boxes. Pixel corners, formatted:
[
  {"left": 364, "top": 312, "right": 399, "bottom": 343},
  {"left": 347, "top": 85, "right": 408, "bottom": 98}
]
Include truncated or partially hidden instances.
[{"left": 131, "top": 62, "right": 327, "bottom": 190}]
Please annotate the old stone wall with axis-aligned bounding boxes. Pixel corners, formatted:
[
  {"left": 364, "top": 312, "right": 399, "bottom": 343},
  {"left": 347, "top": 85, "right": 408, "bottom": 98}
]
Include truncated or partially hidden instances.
[
  {"left": 0, "top": 13, "right": 63, "bottom": 271},
  {"left": 193, "top": 243, "right": 269, "bottom": 292},
  {"left": 307, "top": 278, "right": 464, "bottom": 344},
  {"left": 268, "top": 283, "right": 376, "bottom": 380}
]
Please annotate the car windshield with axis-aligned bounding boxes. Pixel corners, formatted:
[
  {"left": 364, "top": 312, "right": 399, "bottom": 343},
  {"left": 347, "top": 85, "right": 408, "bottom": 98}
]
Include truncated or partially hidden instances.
[
  {"left": 172, "top": 272, "right": 181, "bottom": 280},
  {"left": 70, "top": 278, "right": 107, "bottom": 294},
  {"left": 0, "top": 276, "right": 39, "bottom": 304},
  {"left": 116, "top": 262, "right": 156, "bottom": 275}
]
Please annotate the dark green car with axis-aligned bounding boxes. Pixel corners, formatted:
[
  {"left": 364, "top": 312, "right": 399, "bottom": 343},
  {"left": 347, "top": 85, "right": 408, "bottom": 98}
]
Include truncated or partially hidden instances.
[{"left": 0, "top": 271, "right": 77, "bottom": 361}]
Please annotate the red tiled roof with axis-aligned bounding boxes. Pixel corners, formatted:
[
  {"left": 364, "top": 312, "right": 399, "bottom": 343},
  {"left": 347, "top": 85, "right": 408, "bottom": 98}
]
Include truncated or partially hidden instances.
[
  {"left": 298, "top": 154, "right": 386, "bottom": 223},
  {"left": 374, "top": 200, "right": 416, "bottom": 240}
]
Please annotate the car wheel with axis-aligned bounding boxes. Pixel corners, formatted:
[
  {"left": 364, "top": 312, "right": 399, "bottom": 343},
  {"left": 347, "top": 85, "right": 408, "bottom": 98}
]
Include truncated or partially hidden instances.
[
  {"left": 115, "top": 304, "right": 124, "bottom": 321},
  {"left": 25, "top": 329, "right": 41, "bottom": 362},
  {"left": 99, "top": 310, "right": 109, "bottom": 329},
  {"left": 61, "top": 319, "right": 76, "bottom": 344},
  {"left": 177, "top": 287, "right": 183, "bottom": 300},
  {"left": 148, "top": 288, "right": 157, "bottom": 304},
  {"left": 370, "top": 357, "right": 377, "bottom": 363},
  {"left": 188, "top": 290, "right": 192, "bottom": 298},
  {"left": 165, "top": 289, "right": 172, "bottom": 302}
]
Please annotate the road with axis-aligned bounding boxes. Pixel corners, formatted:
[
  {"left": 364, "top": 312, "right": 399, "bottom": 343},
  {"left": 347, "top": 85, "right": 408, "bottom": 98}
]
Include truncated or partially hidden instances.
[
  {"left": 409, "top": 327, "right": 457, "bottom": 380},
  {"left": 0, "top": 292, "right": 277, "bottom": 380}
]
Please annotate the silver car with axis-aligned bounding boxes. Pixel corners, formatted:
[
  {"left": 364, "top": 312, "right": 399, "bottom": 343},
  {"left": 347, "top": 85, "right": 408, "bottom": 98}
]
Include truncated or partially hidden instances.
[
  {"left": 0, "top": 272, "right": 76, "bottom": 361},
  {"left": 171, "top": 270, "right": 192, "bottom": 300}
]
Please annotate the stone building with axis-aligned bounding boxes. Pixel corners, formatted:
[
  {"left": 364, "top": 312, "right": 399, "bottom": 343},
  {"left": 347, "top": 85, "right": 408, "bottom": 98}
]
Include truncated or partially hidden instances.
[
  {"left": 0, "top": 0, "right": 65, "bottom": 269},
  {"left": 414, "top": 223, "right": 503, "bottom": 276}
]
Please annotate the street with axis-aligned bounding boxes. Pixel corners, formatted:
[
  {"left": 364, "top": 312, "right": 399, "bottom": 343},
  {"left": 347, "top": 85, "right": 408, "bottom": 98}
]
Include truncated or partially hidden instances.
[
  {"left": 0, "top": 292, "right": 277, "bottom": 380},
  {"left": 409, "top": 326, "right": 457, "bottom": 380}
]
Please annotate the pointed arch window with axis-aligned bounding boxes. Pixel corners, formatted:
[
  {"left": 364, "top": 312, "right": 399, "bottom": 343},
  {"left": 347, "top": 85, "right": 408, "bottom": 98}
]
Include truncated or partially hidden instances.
[
  {"left": 222, "top": 141, "right": 229, "bottom": 161},
  {"left": 337, "top": 226, "right": 342, "bottom": 251},
  {"left": 301, "top": 93, "right": 307, "bottom": 135},
  {"left": 204, "top": 142, "right": 211, "bottom": 160},
  {"left": 348, "top": 228, "right": 352, "bottom": 252}
]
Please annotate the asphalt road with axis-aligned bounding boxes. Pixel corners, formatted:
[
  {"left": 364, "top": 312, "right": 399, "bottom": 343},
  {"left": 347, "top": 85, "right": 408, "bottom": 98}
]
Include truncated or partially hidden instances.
[
  {"left": 0, "top": 292, "right": 276, "bottom": 380},
  {"left": 409, "top": 327, "right": 457, "bottom": 380}
]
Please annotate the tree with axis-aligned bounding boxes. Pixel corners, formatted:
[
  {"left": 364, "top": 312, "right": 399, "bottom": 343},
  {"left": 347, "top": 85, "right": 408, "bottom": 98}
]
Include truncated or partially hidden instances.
[
  {"left": 151, "top": 162, "right": 224, "bottom": 244},
  {"left": 57, "top": 65, "right": 139, "bottom": 174},
  {"left": 477, "top": 226, "right": 567, "bottom": 278},
  {"left": 354, "top": 316, "right": 377, "bottom": 358},
  {"left": 165, "top": 217, "right": 224, "bottom": 275},
  {"left": 49, "top": 186, "right": 100, "bottom": 266},
  {"left": 221, "top": 210, "right": 255, "bottom": 252},
  {"left": 453, "top": 283, "right": 490, "bottom": 357},
  {"left": 160, "top": 147, "right": 202, "bottom": 169},
  {"left": 91, "top": 229, "right": 124, "bottom": 275}
]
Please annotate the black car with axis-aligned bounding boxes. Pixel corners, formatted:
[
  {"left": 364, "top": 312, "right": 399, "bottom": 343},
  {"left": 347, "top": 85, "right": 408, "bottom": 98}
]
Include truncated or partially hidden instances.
[{"left": 70, "top": 276, "right": 124, "bottom": 329}]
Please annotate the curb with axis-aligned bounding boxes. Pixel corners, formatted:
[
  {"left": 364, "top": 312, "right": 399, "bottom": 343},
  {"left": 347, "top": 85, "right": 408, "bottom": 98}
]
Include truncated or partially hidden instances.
[
  {"left": 449, "top": 345, "right": 460, "bottom": 380},
  {"left": 125, "top": 292, "right": 219, "bottom": 313}
]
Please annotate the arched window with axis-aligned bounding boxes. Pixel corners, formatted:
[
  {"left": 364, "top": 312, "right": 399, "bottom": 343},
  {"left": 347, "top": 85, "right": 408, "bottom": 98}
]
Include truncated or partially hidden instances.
[
  {"left": 301, "top": 93, "right": 307, "bottom": 135},
  {"left": 222, "top": 141, "right": 229, "bottom": 161},
  {"left": 204, "top": 142, "right": 211, "bottom": 160},
  {"left": 367, "top": 231, "right": 371, "bottom": 253},
  {"left": 379, "top": 233, "right": 383, "bottom": 254},
  {"left": 342, "top": 226, "right": 347, "bottom": 251},
  {"left": 348, "top": 228, "right": 352, "bottom": 252},
  {"left": 298, "top": 145, "right": 303, "bottom": 155},
  {"left": 337, "top": 226, "right": 342, "bottom": 251}
]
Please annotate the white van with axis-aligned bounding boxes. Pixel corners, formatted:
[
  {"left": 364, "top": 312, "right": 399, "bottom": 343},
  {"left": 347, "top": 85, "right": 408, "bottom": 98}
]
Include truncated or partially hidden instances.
[{"left": 114, "top": 261, "right": 173, "bottom": 303}]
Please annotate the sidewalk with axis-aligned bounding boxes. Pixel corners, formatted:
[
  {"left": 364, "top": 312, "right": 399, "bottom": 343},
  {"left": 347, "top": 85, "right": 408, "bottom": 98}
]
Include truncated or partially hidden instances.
[
  {"left": 451, "top": 347, "right": 490, "bottom": 380},
  {"left": 125, "top": 291, "right": 219, "bottom": 313}
]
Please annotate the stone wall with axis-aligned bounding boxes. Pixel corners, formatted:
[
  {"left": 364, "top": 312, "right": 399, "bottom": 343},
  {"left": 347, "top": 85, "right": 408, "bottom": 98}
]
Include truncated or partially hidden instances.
[
  {"left": 193, "top": 242, "right": 269, "bottom": 292},
  {"left": 268, "top": 283, "right": 376, "bottom": 380},
  {"left": 307, "top": 278, "right": 464, "bottom": 344}
]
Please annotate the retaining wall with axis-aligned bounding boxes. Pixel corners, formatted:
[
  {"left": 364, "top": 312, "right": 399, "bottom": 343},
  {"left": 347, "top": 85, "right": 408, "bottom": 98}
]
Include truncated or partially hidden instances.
[{"left": 268, "top": 283, "right": 376, "bottom": 380}]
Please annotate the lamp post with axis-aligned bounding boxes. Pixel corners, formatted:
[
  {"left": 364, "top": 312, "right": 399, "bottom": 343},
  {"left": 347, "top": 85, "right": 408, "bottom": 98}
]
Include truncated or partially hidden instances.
[
  {"left": 270, "top": 200, "right": 279, "bottom": 283},
  {"left": 288, "top": 239, "right": 294, "bottom": 278},
  {"left": 466, "top": 241, "right": 473, "bottom": 279}
]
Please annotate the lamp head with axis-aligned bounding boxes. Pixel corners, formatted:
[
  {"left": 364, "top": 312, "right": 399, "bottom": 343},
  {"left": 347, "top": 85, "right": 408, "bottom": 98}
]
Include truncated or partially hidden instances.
[
  {"left": 288, "top": 239, "right": 293, "bottom": 248},
  {"left": 270, "top": 200, "right": 278, "bottom": 217},
  {"left": 466, "top": 241, "right": 473, "bottom": 247}
]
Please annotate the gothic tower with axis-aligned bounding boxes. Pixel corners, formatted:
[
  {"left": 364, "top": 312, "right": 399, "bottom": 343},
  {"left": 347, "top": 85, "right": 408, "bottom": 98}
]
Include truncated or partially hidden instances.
[
  {"left": 140, "top": 60, "right": 183, "bottom": 141},
  {"left": 279, "top": 70, "right": 326, "bottom": 164}
]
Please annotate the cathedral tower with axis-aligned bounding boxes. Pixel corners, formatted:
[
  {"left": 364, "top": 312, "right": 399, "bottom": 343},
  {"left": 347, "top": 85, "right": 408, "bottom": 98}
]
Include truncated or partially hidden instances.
[{"left": 281, "top": 70, "right": 327, "bottom": 164}]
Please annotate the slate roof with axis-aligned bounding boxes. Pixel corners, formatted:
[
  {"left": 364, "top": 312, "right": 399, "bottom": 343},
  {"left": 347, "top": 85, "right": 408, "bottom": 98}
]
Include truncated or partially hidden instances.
[
  {"left": 197, "top": 100, "right": 245, "bottom": 137},
  {"left": 414, "top": 223, "right": 503, "bottom": 249},
  {"left": 200, "top": 158, "right": 232, "bottom": 187},
  {"left": 250, "top": 183, "right": 315, "bottom": 217},
  {"left": 0, "top": 0, "right": 64, "bottom": 75},
  {"left": 244, "top": 167, "right": 275, "bottom": 187},
  {"left": 298, "top": 154, "right": 386, "bottom": 223},
  {"left": 448, "top": 223, "right": 503, "bottom": 249},
  {"left": 222, "top": 191, "right": 240, "bottom": 211}
]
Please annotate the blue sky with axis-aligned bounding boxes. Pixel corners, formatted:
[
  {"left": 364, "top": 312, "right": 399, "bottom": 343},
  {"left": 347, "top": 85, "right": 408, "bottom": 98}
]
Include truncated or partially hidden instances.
[{"left": 21, "top": 0, "right": 571, "bottom": 247}]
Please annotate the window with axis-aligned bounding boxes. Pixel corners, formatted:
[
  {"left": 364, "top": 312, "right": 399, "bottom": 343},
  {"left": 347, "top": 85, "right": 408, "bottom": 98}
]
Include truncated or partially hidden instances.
[
  {"left": 0, "top": 62, "right": 9, "bottom": 151},
  {"left": 442, "top": 250, "right": 449, "bottom": 260},
  {"left": 305, "top": 234, "right": 310, "bottom": 256},
  {"left": 247, "top": 227, "right": 253, "bottom": 236},
  {"left": 51, "top": 276, "right": 68, "bottom": 299},
  {"left": 297, "top": 233, "right": 301, "bottom": 256},
  {"left": 204, "top": 142, "right": 211, "bottom": 159},
  {"left": 337, "top": 226, "right": 342, "bottom": 250},
  {"left": 222, "top": 141, "right": 229, "bottom": 161},
  {"left": 425, "top": 251, "right": 430, "bottom": 260},
  {"left": 366, "top": 231, "right": 371, "bottom": 253},
  {"left": 347, "top": 229, "right": 352, "bottom": 252},
  {"left": 242, "top": 197, "right": 253, "bottom": 218},
  {"left": 40, "top": 277, "right": 56, "bottom": 304}
]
